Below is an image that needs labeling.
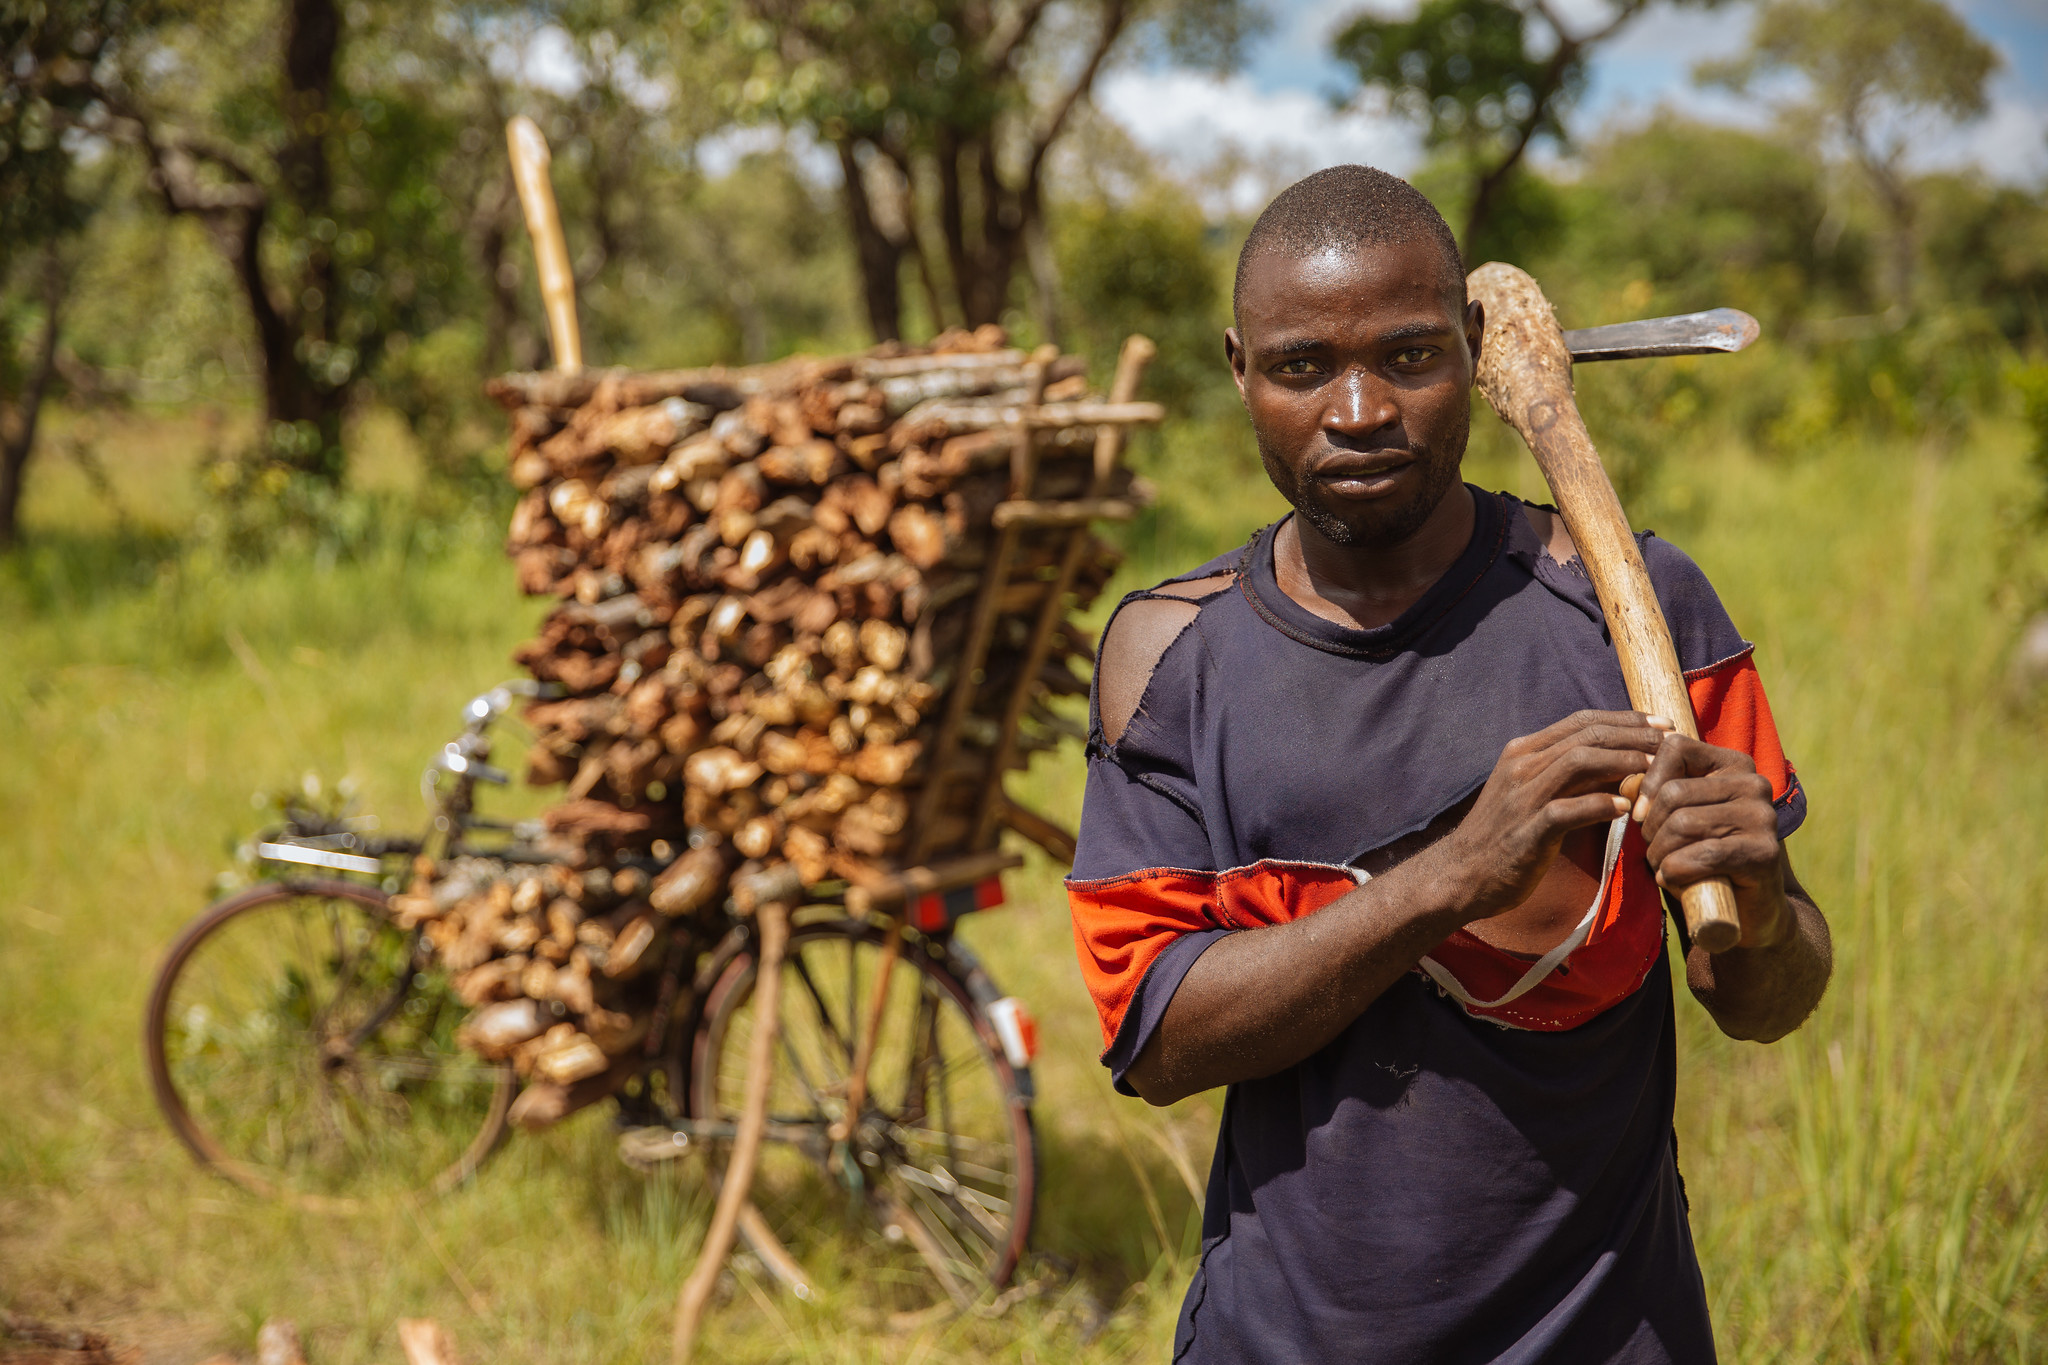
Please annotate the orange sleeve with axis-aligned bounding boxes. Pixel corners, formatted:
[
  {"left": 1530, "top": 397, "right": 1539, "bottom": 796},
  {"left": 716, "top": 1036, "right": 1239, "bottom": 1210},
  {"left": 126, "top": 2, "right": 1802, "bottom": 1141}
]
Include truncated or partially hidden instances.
[
  {"left": 1066, "top": 861, "right": 1362, "bottom": 1052},
  {"left": 1687, "top": 650, "right": 1804, "bottom": 823}
]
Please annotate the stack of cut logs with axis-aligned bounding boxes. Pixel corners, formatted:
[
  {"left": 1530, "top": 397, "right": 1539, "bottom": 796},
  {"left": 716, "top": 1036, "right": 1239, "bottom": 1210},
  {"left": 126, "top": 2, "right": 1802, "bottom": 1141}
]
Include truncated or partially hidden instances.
[{"left": 403, "top": 325, "right": 1158, "bottom": 1108}]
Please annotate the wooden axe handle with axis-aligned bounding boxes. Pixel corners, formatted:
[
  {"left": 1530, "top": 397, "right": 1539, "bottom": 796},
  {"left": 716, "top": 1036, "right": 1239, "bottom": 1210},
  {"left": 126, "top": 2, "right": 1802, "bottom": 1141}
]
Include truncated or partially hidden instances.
[
  {"left": 506, "top": 116, "right": 583, "bottom": 374},
  {"left": 1467, "top": 262, "right": 1742, "bottom": 954}
]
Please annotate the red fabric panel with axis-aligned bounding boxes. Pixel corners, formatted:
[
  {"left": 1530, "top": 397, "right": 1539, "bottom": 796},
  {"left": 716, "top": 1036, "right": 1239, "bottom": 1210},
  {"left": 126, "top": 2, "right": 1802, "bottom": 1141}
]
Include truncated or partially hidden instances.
[
  {"left": 1424, "top": 823, "right": 1666, "bottom": 1032},
  {"left": 1066, "top": 861, "right": 1360, "bottom": 1049}
]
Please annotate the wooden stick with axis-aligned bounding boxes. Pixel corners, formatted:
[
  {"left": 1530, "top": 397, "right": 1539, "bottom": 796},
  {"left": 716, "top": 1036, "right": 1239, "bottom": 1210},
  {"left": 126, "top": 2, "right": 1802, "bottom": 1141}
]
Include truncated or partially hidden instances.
[
  {"left": 827, "top": 915, "right": 902, "bottom": 1146},
  {"left": 843, "top": 850, "right": 1024, "bottom": 916},
  {"left": 674, "top": 899, "right": 790, "bottom": 1364},
  {"left": 506, "top": 116, "right": 583, "bottom": 374},
  {"left": 990, "top": 497, "right": 1141, "bottom": 529},
  {"left": 973, "top": 334, "right": 1157, "bottom": 848},
  {"left": 1467, "top": 262, "right": 1742, "bottom": 953},
  {"left": 998, "top": 799, "right": 1078, "bottom": 863},
  {"left": 908, "top": 399, "right": 1165, "bottom": 432}
]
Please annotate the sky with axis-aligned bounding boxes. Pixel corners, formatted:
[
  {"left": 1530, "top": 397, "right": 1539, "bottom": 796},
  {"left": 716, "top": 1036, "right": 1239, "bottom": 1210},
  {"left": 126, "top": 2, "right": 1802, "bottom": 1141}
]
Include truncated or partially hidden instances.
[{"left": 1095, "top": 0, "right": 2048, "bottom": 214}]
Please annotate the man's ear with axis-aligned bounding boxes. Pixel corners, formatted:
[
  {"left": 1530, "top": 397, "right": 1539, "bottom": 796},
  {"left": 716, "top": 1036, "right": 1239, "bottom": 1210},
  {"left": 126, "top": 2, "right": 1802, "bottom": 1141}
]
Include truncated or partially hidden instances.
[
  {"left": 1225, "top": 327, "right": 1249, "bottom": 404},
  {"left": 1465, "top": 300, "right": 1484, "bottom": 374}
]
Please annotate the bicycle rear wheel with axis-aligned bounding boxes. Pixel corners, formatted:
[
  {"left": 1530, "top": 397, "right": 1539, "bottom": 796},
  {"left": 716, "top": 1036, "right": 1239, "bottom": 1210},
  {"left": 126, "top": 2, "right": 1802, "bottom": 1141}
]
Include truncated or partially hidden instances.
[
  {"left": 145, "top": 879, "right": 513, "bottom": 1204},
  {"left": 691, "top": 916, "right": 1036, "bottom": 1311}
]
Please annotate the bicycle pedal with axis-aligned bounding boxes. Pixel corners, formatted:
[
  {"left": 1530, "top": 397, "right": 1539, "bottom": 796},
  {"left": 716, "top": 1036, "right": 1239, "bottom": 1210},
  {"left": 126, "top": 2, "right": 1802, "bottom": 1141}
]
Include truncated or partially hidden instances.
[{"left": 617, "top": 1125, "right": 694, "bottom": 1169}]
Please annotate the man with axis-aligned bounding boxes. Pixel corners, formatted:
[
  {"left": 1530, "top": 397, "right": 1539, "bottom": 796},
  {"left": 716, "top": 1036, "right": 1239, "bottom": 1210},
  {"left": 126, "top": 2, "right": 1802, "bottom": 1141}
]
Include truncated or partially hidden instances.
[{"left": 1066, "top": 165, "right": 1831, "bottom": 1363}]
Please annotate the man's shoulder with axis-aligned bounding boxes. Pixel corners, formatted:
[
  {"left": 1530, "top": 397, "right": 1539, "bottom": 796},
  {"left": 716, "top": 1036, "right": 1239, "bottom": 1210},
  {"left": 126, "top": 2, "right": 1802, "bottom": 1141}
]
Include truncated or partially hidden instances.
[
  {"left": 1498, "top": 492, "right": 1748, "bottom": 674},
  {"left": 1094, "top": 544, "right": 1256, "bottom": 747}
]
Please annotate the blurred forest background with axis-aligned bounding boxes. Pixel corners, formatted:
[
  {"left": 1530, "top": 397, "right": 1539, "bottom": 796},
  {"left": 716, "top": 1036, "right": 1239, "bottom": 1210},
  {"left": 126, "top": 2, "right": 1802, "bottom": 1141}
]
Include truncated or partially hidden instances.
[{"left": 5, "top": 0, "right": 2048, "bottom": 1361}]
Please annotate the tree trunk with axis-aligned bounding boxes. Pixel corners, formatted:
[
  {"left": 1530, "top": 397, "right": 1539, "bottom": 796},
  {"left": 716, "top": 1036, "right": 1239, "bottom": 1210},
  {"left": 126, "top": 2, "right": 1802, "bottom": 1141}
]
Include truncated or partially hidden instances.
[
  {"left": 944, "top": 135, "right": 1027, "bottom": 330},
  {"left": 0, "top": 250, "right": 67, "bottom": 549},
  {"left": 836, "top": 138, "right": 904, "bottom": 343},
  {"left": 247, "top": 0, "right": 346, "bottom": 481},
  {"left": 1022, "top": 192, "right": 1061, "bottom": 347}
]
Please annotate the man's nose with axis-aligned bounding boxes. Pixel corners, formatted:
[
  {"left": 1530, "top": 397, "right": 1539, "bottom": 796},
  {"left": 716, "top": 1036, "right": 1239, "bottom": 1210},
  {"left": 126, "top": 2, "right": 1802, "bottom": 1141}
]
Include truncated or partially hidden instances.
[{"left": 1324, "top": 368, "right": 1397, "bottom": 436}]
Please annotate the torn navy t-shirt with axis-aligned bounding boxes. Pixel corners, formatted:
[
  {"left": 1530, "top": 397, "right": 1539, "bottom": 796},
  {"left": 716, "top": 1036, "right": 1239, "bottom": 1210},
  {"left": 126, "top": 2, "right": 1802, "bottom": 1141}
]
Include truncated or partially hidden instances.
[{"left": 1066, "top": 487, "right": 1805, "bottom": 1364}]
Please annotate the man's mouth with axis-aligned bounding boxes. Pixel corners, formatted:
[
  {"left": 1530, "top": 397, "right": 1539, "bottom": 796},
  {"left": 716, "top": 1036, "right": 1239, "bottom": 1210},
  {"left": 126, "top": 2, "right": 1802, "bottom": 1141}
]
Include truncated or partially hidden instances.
[{"left": 1312, "top": 455, "right": 1414, "bottom": 500}]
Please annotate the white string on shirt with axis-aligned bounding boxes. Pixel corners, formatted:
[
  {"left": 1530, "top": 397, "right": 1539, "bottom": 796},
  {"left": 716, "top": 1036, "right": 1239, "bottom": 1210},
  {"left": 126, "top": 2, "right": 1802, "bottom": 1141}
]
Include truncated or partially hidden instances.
[{"left": 1396, "top": 815, "right": 1630, "bottom": 1012}]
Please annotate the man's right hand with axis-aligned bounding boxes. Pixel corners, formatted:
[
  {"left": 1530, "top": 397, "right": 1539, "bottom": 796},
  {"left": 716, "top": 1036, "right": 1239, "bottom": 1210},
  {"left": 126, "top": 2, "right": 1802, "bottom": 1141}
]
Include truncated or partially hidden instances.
[{"left": 1426, "top": 710, "right": 1675, "bottom": 923}]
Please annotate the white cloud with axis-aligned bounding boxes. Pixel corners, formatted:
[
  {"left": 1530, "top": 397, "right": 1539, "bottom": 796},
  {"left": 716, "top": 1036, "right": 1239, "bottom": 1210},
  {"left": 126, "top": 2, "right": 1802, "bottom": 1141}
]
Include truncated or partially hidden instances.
[{"left": 1093, "top": 68, "right": 1421, "bottom": 214}]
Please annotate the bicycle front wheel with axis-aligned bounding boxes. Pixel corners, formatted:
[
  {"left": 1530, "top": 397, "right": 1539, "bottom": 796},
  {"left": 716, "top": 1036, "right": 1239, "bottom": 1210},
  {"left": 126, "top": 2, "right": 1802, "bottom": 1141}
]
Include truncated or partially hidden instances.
[
  {"left": 145, "top": 879, "right": 513, "bottom": 1204},
  {"left": 691, "top": 916, "right": 1036, "bottom": 1311}
]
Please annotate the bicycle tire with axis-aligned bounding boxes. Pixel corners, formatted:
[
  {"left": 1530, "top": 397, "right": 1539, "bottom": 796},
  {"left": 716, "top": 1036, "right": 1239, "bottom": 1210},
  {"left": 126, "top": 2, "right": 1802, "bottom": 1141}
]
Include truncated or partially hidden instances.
[
  {"left": 144, "top": 878, "right": 514, "bottom": 1205},
  {"left": 688, "top": 915, "right": 1037, "bottom": 1308}
]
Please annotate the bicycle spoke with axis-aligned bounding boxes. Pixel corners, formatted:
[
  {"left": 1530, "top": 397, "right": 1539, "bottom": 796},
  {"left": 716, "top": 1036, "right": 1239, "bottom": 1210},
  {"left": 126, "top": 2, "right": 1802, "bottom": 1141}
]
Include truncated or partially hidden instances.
[{"left": 791, "top": 952, "right": 853, "bottom": 1065}]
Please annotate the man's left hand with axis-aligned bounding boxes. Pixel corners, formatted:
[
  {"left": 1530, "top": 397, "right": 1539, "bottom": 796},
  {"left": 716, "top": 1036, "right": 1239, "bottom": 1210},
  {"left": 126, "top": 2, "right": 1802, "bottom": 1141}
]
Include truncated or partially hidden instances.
[{"left": 1632, "top": 734, "right": 1792, "bottom": 951}]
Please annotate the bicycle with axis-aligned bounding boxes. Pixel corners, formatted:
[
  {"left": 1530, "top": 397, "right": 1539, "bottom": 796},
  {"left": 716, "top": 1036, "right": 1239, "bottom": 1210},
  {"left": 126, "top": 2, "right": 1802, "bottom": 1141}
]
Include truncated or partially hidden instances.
[{"left": 145, "top": 681, "right": 1040, "bottom": 1306}]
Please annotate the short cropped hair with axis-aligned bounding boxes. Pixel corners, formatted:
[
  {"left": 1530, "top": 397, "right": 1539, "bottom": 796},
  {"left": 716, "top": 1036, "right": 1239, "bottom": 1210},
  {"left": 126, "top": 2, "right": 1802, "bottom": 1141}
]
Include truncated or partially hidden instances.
[{"left": 1233, "top": 165, "right": 1466, "bottom": 326}]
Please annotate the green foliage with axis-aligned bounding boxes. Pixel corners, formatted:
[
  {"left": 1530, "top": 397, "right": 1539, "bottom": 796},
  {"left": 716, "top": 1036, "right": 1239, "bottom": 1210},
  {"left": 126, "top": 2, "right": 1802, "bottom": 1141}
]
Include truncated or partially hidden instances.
[
  {"left": 2011, "top": 359, "right": 2048, "bottom": 517},
  {"left": 1409, "top": 148, "right": 1567, "bottom": 269},
  {"left": 1564, "top": 115, "right": 1875, "bottom": 323},
  {"left": 1918, "top": 176, "right": 2048, "bottom": 344},
  {"left": 1056, "top": 188, "right": 1226, "bottom": 410},
  {"left": 1334, "top": 0, "right": 1570, "bottom": 155}
]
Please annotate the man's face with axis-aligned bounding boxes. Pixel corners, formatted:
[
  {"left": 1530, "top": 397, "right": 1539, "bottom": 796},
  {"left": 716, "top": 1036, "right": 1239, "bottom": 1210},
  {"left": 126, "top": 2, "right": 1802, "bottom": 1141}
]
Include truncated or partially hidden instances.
[{"left": 1227, "top": 239, "right": 1482, "bottom": 548}]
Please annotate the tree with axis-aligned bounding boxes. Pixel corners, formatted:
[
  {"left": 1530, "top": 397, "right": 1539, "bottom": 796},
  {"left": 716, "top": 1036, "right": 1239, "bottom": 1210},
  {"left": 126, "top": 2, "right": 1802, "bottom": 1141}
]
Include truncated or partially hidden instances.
[
  {"left": 1700, "top": 0, "right": 1999, "bottom": 310},
  {"left": 1331, "top": 0, "right": 1719, "bottom": 263},
  {"left": 0, "top": 0, "right": 136, "bottom": 546},
  {"left": 40, "top": 0, "right": 513, "bottom": 496},
  {"left": 693, "top": 0, "right": 1266, "bottom": 343}
]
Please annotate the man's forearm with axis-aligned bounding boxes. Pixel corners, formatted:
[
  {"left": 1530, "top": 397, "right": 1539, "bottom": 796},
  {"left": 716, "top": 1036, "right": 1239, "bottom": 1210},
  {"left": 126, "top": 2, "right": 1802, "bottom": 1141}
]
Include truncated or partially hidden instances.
[
  {"left": 1686, "top": 876, "right": 1831, "bottom": 1043},
  {"left": 1123, "top": 855, "right": 1468, "bottom": 1106}
]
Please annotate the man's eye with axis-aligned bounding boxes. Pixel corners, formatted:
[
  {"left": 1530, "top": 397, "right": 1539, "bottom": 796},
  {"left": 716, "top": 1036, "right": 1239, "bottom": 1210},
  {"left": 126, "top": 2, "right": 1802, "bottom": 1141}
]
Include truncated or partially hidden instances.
[
  {"left": 1391, "top": 347, "right": 1437, "bottom": 366},
  {"left": 1274, "top": 359, "right": 1321, "bottom": 376}
]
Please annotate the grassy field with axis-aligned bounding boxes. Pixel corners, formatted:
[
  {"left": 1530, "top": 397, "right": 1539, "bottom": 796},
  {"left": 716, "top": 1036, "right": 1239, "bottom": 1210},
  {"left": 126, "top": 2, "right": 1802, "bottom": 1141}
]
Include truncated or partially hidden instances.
[{"left": 3, "top": 400, "right": 2045, "bottom": 1363}]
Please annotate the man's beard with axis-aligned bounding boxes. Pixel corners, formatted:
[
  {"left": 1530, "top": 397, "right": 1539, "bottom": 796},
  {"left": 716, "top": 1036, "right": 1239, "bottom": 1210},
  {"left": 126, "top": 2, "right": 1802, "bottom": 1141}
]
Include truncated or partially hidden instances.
[{"left": 1256, "top": 405, "right": 1469, "bottom": 549}]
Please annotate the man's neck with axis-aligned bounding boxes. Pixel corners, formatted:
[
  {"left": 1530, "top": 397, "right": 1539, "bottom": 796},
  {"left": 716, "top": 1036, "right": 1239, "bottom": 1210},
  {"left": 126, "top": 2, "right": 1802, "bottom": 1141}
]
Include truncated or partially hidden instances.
[{"left": 1274, "top": 483, "right": 1477, "bottom": 632}]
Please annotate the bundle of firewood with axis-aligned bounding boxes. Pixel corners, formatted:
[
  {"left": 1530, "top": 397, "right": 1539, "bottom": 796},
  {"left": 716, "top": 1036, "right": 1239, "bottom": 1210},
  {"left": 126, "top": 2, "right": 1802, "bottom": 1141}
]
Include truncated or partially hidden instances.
[
  {"left": 495, "top": 324, "right": 1155, "bottom": 874},
  {"left": 387, "top": 854, "right": 678, "bottom": 1125},
  {"left": 406, "top": 326, "right": 1156, "bottom": 1094}
]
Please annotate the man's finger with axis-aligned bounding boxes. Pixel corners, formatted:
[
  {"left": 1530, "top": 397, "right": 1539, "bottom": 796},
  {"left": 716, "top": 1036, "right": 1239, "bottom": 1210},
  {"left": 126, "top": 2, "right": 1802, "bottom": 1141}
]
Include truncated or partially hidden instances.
[
  {"left": 1652, "top": 832, "right": 1780, "bottom": 890},
  {"left": 1514, "top": 710, "right": 1668, "bottom": 755},
  {"left": 1541, "top": 742, "right": 1657, "bottom": 798},
  {"left": 1631, "top": 734, "right": 1757, "bottom": 822},
  {"left": 1541, "top": 792, "right": 1631, "bottom": 840},
  {"left": 1639, "top": 771, "right": 1775, "bottom": 844},
  {"left": 1644, "top": 798, "right": 1772, "bottom": 866}
]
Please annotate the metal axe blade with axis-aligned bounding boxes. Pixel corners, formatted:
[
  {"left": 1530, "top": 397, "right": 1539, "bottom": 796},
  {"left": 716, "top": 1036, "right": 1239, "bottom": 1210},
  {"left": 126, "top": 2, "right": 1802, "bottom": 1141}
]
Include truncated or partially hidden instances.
[{"left": 1563, "top": 308, "right": 1760, "bottom": 363}]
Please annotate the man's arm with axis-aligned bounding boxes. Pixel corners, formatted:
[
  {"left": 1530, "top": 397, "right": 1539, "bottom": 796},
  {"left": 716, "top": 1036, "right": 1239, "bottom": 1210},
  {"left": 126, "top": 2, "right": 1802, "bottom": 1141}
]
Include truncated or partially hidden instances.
[
  {"left": 1125, "top": 710, "right": 1669, "bottom": 1106},
  {"left": 1634, "top": 737, "right": 1832, "bottom": 1042}
]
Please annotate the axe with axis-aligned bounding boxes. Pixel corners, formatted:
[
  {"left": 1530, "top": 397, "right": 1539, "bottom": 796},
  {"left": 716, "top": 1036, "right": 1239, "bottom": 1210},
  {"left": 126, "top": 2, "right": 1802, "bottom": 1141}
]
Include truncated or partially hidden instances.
[{"left": 1468, "top": 264, "right": 1759, "bottom": 953}]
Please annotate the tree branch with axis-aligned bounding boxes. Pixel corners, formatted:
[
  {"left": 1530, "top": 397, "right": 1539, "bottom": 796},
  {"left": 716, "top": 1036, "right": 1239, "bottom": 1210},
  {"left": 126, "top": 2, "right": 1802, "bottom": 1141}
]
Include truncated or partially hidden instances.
[
  {"left": 984, "top": 0, "right": 1056, "bottom": 74},
  {"left": 1022, "top": 0, "right": 1129, "bottom": 196}
]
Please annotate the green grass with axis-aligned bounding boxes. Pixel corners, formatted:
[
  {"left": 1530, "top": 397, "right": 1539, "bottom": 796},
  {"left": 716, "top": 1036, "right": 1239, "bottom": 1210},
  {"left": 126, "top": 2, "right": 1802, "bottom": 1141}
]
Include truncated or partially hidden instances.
[{"left": 2, "top": 404, "right": 2045, "bottom": 1362}]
